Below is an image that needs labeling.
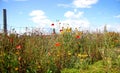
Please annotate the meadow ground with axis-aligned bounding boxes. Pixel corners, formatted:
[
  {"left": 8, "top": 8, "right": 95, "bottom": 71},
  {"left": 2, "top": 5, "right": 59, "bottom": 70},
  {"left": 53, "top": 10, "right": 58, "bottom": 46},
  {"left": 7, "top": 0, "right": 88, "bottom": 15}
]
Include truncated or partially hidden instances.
[{"left": 0, "top": 29, "right": 120, "bottom": 73}]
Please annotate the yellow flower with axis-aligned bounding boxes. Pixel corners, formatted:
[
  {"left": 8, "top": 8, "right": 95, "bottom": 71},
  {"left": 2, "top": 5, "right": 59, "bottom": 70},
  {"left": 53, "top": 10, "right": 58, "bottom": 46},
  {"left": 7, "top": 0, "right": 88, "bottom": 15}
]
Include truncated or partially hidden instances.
[
  {"left": 15, "top": 67, "right": 18, "bottom": 71},
  {"left": 57, "top": 54, "right": 60, "bottom": 57},
  {"left": 68, "top": 51, "right": 71, "bottom": 56},
  {"left": 66, "top": 27, "right": 72, "bottom": 32},
  {"left": 82, "top": 54, "right": 88, "bottom": 58},
  {"left": 78, "top": 54, "right": 81, "bottom": 57},
  {"left": 38, "top": 65, "right": 41, "bottom": 68},
  {"left": 75, "top": 28, "right": 78, "bottom": 35},
  {"left": 78, "top": 53, "right": 88, "bottom": 58},
  {"left": 15, "top": 52, "right": 19, "bottom": 55},
  {"left": 60, "top": 30, "right": 65, "bottom": 34}
]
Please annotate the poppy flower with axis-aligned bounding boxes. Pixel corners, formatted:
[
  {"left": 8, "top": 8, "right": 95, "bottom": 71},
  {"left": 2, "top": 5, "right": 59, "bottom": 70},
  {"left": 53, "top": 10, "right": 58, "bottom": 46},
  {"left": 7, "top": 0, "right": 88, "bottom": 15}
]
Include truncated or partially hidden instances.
[
  {"left": 60, "top": 29, "right": 63, "bottom": 32},
  {"left": 51, "top": 23, "right": 54, "bottom": 26},
  {"left": 76, "top": 35, "right": 81, "bottom": 39},
  {"left": 55, "top": 42, "right": 61, "bottom": 47},
  {"left": 16, "top": 45, "right": 22, "bottom": 50}
]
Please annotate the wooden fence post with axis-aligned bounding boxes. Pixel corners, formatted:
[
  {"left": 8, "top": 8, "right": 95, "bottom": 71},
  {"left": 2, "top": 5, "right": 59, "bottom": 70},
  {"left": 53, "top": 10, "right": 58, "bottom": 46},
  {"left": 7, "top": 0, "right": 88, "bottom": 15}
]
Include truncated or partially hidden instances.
[{"left": 3, "top": 9, "right": 7, "bottom": 35}]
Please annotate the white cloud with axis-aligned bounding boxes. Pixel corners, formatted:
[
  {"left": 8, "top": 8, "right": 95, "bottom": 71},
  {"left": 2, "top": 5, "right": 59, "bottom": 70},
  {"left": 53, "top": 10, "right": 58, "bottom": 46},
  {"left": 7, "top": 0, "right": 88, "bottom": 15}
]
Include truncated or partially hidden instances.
[
  {"left": 73, "top": 0, "right": 98, "bottom": 8},
  {"left": 29, "top": 10, "right": 120, "bottom": 33},
  {"left": 64, "top": 11, "right": 84, "bottom": 18},
  {"left": 58, "top": 0, "right": 98, "bottom": 8},
  {"left": 62, "top": 10, "right": 90, "bottom": 30},
  {"left": 114, "top": 14, "right": 120, "bottom": 18},
  {"left": 57, "top": 4, "right": 71, "bottom": 8},
  {"left": 62, "top": 19, "right": 90, "bottom": 30},
  {"left": 29, "top": 10, "right": 52, "bottom": 28},
  {"left": 29, "top": 9, "right": 90, "bottom": 32}
]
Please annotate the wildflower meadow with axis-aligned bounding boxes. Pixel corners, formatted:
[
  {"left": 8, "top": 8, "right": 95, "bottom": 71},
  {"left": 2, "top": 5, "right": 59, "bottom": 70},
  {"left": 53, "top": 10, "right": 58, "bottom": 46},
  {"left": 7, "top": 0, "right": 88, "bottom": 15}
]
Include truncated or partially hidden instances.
[{"left": 0, "top": 25, "right": 120, "bottom": 73}]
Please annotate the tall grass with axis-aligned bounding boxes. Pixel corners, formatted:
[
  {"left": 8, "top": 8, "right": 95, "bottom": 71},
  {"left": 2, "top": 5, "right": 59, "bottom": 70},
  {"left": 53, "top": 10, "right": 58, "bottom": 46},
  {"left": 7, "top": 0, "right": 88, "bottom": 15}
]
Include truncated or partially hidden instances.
[{"left": 0, "top": 30, "right": 120, "bottom": 73}]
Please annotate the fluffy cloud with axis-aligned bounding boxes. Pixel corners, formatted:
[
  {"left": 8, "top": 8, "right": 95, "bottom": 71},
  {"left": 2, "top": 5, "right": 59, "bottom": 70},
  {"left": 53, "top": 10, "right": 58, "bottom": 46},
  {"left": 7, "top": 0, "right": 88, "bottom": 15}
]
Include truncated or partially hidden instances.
[
  {"left": 62, "top": 10, "right": 90, "bottom": 30},
  {"left": 29, "top": 9, "right": 90, "bottom": 32},
  {"left": 64, "top": 10, "right": 84, "bottom": 18},
  {"left": 73, "top": 0, "right": 98, "bottom": 8},
  {"left": 58, "top": 0, "right": 98, "bottom": 8},
  {"left": 62, "top": 19, "right": 90, "bottom": 30},
  {"left": 57, "top": 4, "right": 71, "bottom": 8},
  {"left": 29, "top": 10, "right": 52, "bottom": 28}
]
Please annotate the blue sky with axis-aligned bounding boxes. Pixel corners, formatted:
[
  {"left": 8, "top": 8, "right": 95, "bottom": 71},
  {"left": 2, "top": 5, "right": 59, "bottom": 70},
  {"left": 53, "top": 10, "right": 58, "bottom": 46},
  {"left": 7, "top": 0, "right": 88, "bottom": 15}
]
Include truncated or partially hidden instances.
[{"left": 0, "top": 0, "right": 120, "bottom": 33}]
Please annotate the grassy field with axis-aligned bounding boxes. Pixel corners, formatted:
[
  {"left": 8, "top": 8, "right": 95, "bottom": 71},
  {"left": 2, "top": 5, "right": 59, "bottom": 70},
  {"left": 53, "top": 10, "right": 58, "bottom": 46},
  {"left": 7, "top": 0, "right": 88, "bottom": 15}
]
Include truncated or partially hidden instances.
[{"left": 0, "top": 28, "right": 120, "bottom": 73}]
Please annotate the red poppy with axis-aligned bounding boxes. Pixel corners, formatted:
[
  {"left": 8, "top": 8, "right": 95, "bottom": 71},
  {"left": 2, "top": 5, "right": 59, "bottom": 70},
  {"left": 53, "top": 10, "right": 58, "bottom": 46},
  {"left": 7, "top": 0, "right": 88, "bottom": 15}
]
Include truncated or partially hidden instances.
[
  {"left": 16, "top": 45, "right": 22, "bottom": 50},
  {"left": 55, "top": 42, "right": 61, "bottom": 47},
  {"left": 51, "top": 23, "right": 54, "bottom": 26},
  {"left": 76, "top": 35, "right": 81, "bottom": 39},
  {"left": 60, "top": 29, "right": 63, "bottom": 32}
]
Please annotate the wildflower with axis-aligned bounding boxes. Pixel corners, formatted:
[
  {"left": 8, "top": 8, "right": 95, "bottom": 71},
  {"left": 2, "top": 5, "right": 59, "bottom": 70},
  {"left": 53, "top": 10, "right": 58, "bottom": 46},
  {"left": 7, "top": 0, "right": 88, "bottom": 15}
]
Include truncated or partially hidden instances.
[
  {"left": 15, "top": 52, "right": 19, "bottom": 55},
  {"left": 75, "top": 28, "right": 79, "bottom": 35},
  {"left": 78, "top": 53, "right": 88, "bottom": 58},
  {"left": 82, "top": 54, "right": 88, "bottom": 58},
  {"left": 51, "top": 23, "right": 54, "bottom": 26},
  {"left": 18, "top": 56, "right": 21, "bottom": 61},
  {"left": 48, "top": 52, "right": 51, "bottom": 56},
  {"left": 60, "top": 30, "right": 65, "bottom": 34},
  {"left": 66, "top": 27, "right": 72, "bottom": 32},
  {"left": 60, "top": 29, "right": 63, "bottom": 32},
  {"left": 78, "top": 54, "right": 81, "bottom": 57},
  {"left": 55, "top": 42, "right": 61, "bottom": 47},
  {"left": 57, "top": 54, "right": 60, "bottom": 57},
  {"left": 15, "top": 67, "right": 18, "bottom": 71},
  {"left": 16, "top": 45, "right": 22, "bottom": 50},
  {"left": 68, "top": 51, "right": 71, "bottom": 56},
  {"left": 38, "top": 65, "right": 41, "bottom": 68},
  {"left": 76, "top": 35, "right": 81, "bottom": 39}
]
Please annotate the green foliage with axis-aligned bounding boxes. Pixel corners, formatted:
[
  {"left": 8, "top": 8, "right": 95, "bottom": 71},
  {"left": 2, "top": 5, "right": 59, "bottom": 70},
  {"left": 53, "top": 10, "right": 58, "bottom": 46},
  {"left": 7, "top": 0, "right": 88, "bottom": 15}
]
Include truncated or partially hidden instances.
[{"left": 0, "top": 31, "right": 120, "bottom": 73}]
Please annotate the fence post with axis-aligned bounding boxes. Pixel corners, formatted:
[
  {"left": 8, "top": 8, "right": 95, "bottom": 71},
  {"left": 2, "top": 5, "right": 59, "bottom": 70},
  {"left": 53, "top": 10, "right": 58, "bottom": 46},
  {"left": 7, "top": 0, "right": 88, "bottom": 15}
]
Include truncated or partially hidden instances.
[{"left": 3, "top": 9, "right": 7, "bottom": 35}]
